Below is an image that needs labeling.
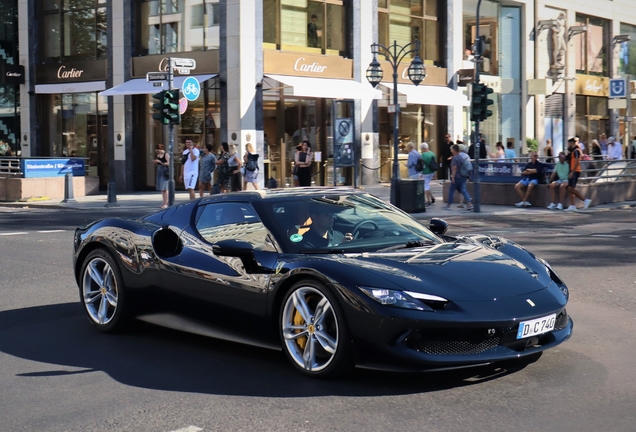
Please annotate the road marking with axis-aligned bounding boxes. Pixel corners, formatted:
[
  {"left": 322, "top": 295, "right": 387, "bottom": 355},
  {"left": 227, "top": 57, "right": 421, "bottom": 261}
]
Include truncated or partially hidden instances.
[
  {"left": 169, "top": 427, "right": 203, "bottom": 432},
  {"left": 0, "top": 232, "right": 28, "bottom": 236},
  {"left": 37, "top": 230, "right": 66, "bottom": 233},
  {"left": 591, "top": 234, "right": 620, "bottom": 238}
]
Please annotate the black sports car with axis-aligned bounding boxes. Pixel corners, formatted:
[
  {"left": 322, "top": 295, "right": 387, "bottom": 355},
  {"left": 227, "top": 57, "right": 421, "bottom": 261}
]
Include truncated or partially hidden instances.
[{"left": 73, "top": 188, "right": 572, "bottom": 377}]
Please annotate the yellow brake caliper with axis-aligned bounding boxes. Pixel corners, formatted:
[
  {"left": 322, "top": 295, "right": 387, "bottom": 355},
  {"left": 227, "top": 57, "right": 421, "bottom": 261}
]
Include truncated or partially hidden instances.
[{"left": 293, "top": 305, "right": 308, "bottom": 350}]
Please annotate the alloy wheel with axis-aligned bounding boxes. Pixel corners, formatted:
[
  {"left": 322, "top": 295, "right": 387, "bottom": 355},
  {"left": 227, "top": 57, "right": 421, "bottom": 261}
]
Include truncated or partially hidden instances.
[{"left": 82, "top": 256, "right": 118, "bottom": 326}]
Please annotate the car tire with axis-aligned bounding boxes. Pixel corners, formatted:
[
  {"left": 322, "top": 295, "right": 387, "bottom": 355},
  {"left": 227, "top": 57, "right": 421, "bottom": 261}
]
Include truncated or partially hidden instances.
[
  {"left": 280, "top": 279, "right": 353, "bottom": 377},
  {"left": 79, "top": 248, "right": 131, "bottom": 333}
]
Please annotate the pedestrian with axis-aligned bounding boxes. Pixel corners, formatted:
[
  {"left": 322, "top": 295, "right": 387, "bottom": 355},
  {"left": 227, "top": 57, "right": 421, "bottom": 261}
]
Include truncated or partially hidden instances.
[
  {"left": 406, "top": 142, "right": 421, "bottom": 179},
  {"left": 606, "top": 136, "right": 623, "bottom": 160},
  {"left": 546, "top": 151, "right": 570, "bottom": 210},
  {"left": 227, "top": 144, "right": 243, "bottom": 191},
  {"left": 468, "top": 138, "right": 487, "bottom": 160},
  {"left": 439, "top": 133, "right": 454, "bottom": 180},
  {"left": 514, "top": 151, "right": 544, "bottom": 207},
  {"left": 292, "top": 144, "right": 302, "bottom": 187},
  {"left": 564, "top": 137, "right": 592, "bottom": 211},
  {"left": 153, "top": 144, "right": 170, "bottom": 208},
  {"left": 216, "top": 142, "right": 232, "bottom": 193},
  {"left": 243, "top": 143, "right": 260, "bottom": 190},
  {"left": 505, "top": 142, "right": 517, "bottom": 161},
  {"left": 490, "top": 142, "right": 505, "bottom": 161},
  {"left": 296, "top": 139, "right": 313, "bottom": 187},
  {"left": 575, "top": 135, "right": 585, "bottom": 152},
  {"left": 420, "top": 142, "right": 437, "bottom": 206},
  {"left": 599, "top": 133, "right": 608, "bottom": 158},
  {"left": 590, "top": 139, "right": 602, "bottom": 159},
  {"left": 630, "top": 136, "right": 636, "bottom": 159},
  {"left": 443, "top": 144, "right": 473, "bottom": 211},
  {"left": 180, "top": 139, "right": 200, "bottom": 200},
  {"left": 544, "top": 139, "right": 554, "bottom": 163},
  {"left": 198, "top": 144, "right": 217, "bottom": 197}
]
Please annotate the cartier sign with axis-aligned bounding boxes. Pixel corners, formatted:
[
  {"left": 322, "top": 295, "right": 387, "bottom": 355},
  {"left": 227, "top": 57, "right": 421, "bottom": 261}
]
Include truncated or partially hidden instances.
[
  {"left": 264, "top": 51, "right": 352, "bottom": 79},
  {"left": 2, "top": 64, "right": 25, "bottom": 85},
  {"left": 36, "top": 59, "right": 106, "bottom": 84}
]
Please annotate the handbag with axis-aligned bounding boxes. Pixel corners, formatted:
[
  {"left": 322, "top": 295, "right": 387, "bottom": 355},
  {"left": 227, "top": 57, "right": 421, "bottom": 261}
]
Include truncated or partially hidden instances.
[
  {"left": 162, "top": 168, "right": 169, "bottom": 179},
  {"left": 292, "top": 165, "right": 298, "bottom": 175},
  {"left": 240, "top": 166, "right": 246, "bottom": 176}
]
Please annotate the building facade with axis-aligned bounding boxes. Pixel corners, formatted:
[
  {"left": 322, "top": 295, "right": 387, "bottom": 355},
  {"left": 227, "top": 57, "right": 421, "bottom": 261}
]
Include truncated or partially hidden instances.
[{"left": 11, "top": 0, "right": 636, "bottom": 191}]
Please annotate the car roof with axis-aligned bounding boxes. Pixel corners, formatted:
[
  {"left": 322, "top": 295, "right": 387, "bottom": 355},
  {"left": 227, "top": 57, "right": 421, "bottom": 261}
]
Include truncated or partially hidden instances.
[{"left": 198, "top": 187, "right": 364, "bottom": 205}]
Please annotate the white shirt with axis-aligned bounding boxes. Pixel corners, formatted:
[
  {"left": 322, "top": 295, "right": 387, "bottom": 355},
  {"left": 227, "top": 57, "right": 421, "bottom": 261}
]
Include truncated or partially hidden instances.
[
  {"left": 183, "top": 147, "right": 200, "bottom": 175},
  {"left": 607, "top": 142, "right": 623, "bottom": 160}
]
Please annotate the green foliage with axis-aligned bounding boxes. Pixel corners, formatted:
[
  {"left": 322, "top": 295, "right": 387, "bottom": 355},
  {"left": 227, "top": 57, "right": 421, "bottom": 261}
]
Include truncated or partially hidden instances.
[{"left": 526, "top": 138, "right": 539, "bottom": 153}]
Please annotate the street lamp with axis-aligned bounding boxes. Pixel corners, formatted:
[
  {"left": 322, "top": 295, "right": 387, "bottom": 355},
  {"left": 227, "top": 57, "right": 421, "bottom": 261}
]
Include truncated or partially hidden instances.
[{"left": 367, "top": 40, "right": 425, "bottom": 207}]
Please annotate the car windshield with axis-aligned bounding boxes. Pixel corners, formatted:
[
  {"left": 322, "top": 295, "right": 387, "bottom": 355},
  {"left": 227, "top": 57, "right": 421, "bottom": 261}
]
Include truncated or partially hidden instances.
[{"left": 258, "top": 193, "right": 441, "bottom": 254}]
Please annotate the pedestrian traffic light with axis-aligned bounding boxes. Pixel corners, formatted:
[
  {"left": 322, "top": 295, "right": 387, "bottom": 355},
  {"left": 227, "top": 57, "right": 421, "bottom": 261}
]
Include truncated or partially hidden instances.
[
  {"left": 152, "top": 90, "right": 166, "bottom": 123},
  {"left": 470, "top": 83, "right": 494, "bottom": 122},
  {"left": 164, "top": 90, "right": 181, "bottom": 125}
]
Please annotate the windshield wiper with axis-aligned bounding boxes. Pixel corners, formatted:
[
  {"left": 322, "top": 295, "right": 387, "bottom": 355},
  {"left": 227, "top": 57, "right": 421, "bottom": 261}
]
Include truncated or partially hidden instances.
[
  {"left": 377, "top": 240, "right": 434, "bottom": 252},
  {"left": 299, "top": 248, "right": 346, "bottom": 254}
]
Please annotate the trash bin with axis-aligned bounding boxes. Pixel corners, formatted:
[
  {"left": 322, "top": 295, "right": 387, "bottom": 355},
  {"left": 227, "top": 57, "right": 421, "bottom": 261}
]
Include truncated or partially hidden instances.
[{"left": 398, "top": 178, "right": 426, "bottom": 213}]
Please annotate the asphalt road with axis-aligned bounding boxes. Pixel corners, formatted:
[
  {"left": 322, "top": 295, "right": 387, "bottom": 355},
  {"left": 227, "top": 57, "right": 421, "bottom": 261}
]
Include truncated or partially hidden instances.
[{"left": 1, "top": 206, "right": 635, "bottom": 432}]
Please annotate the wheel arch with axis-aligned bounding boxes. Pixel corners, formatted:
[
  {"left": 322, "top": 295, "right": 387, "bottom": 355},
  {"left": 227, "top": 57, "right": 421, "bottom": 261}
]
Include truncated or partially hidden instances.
[{"left": 75, "top": 242, "right": 113, "bottom": 285}]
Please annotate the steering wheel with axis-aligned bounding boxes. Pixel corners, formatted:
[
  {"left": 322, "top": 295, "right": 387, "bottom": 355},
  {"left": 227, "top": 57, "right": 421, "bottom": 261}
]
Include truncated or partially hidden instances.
[{"left": 352, "top": 220, "right": 380, "bottom": 239}]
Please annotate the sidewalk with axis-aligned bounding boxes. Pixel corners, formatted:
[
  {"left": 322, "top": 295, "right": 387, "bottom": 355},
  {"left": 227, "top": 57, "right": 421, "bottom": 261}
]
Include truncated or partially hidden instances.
[{"left": 1, "top": 181, "right": 634, "bottom": 218}]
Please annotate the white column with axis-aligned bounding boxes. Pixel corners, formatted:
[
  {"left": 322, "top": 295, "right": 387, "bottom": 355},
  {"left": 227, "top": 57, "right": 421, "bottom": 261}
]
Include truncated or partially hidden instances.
[
  {"left": 226, "top": 0, "right": 260, "bottom": 186},
  {"left": 18, "top": 0, "right": 30, "bottom": 156},
  {"left": 564, "top": 9, "right": 577, "bottom": 140},
  {"left": 112, "top": 0, "right": 126, "bottom": 161},
  {"left": 448, "top": 0, "right": 464, "bottom": 142},
  {"left": 358, "top": 0, "right": 377, "bottom": 184}
]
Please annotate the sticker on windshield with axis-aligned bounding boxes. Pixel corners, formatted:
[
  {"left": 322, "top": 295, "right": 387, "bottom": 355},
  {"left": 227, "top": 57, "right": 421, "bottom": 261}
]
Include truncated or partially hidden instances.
[{"left": 290, "top": 233, "right": 303, "bottom": 242}]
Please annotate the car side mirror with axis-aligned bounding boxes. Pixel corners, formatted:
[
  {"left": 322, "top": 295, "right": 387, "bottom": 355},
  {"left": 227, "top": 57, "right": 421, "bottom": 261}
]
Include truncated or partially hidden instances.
[
  {"left": 213, "top": 240, "right": 271, "bottom": 274},
  {"left": 429, "top": 218, "right": 448, "bottom": 236}
]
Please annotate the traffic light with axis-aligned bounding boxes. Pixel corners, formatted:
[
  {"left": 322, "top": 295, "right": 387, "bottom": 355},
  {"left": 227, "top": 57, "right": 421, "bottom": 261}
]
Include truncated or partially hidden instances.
[
  {"left": 152, "top": 90, "right": 166, "bottom": 123},
  {"left": 470, "top": 83, "right": 494, "bottom": 122},
  {"left": 164, "top": 89, "right": 181, "bottom": 125}
]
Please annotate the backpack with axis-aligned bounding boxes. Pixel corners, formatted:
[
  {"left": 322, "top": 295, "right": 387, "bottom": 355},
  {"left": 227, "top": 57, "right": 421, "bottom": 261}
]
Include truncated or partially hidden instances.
[
  {"left": 428, "top": 156, "right": 439, "bottom": 171},
  {"left": 459, "top": 154, "right": 473, "bottom": 178},
  {"left": 415, "top": 157, "right": 424, "bottom": 172},
  {"left": 246, "top": 153, "right": 259, "bottom": 171}
]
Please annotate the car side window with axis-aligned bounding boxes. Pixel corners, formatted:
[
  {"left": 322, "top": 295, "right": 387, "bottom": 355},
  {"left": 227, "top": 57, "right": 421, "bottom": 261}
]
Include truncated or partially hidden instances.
[{"left": 195, "top": 202, "right": 272, "bottom": 251}]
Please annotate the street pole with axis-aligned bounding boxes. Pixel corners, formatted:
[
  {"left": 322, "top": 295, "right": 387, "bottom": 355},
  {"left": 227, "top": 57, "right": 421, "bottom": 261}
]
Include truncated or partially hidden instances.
[
  {"left": 391, "top": 42, "right": 400, "bottom": 208},
  {"left": 472, "top": 0, "right": 484, "bottom": 213},
  {"left": 168, "top": 57, "right": 176, "bottom": 207},
  {"left": 626, "top": 75, "right": 632, "bottom": 157}
]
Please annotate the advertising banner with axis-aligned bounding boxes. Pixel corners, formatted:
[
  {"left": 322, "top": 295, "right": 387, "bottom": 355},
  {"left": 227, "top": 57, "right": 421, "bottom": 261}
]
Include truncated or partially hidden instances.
[{"left": 21, "top": 159, "right": 86, "bottom": 178}]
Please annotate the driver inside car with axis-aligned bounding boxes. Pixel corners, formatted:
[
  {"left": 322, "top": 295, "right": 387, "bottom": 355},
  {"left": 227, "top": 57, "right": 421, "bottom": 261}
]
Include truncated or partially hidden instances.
[{"left": 298, "top": 204, "right": 354, "bottom": 248}]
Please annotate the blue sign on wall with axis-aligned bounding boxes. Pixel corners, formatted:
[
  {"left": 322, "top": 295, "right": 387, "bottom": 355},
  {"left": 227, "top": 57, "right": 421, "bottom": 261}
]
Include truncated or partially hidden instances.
[
  {"left": 478, "top": 162, "right": 554, "bottom": 183},
  {"left": 21, "top": 159, "right": 86, "bottom": 178}
]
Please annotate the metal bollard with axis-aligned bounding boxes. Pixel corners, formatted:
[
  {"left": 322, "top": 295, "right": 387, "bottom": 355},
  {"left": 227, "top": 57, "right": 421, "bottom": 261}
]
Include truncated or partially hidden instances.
[{"left": 61, "top": 171, "right": 77, "bottom": 203}]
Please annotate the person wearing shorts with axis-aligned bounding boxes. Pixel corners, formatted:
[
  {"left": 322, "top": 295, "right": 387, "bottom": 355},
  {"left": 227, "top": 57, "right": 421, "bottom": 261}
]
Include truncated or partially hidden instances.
[
  {"left": 180, "top": 140, "right": 200, "bottom": 200},
  {"left": 564, "top": 137, "right": 591, "bottom": 211},
  {"left": 419, "top": 142, "right": 436, "bottom": 206},
  {"left": 514, "top": 152, "right": 543, "bottom": 207},
  {"left": 547, "top": 152, "right": 570, "bottom": 210}
]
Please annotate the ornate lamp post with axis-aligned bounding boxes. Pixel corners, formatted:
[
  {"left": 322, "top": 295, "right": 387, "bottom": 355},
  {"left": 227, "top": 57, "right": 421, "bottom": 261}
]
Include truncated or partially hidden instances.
[{"left": 367, "top": 40, "right": 425, "bottom": 207}]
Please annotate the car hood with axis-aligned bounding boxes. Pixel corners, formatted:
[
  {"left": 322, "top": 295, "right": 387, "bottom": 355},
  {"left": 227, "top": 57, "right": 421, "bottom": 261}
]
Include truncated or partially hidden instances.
[{"left": 333, "top": 240, "right": 551, "bottom": 302}]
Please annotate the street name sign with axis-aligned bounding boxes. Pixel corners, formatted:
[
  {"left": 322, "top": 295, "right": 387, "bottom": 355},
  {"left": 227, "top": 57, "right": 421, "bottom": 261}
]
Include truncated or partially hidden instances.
[
  {"left": 146, "top": 72, "right": 168, "bottom": 82},
  {"left": 172, "top": 58, "right": 196, "bottom": 69}
]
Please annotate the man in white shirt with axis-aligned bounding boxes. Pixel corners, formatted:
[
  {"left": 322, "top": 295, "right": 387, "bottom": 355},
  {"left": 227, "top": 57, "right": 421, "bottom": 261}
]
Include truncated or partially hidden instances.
[
  {"left": 180, "top": 140, "right": 200, "bottom": 199},
  {"left": 606, "top": 136, "right": 623, "bottom": 160}
]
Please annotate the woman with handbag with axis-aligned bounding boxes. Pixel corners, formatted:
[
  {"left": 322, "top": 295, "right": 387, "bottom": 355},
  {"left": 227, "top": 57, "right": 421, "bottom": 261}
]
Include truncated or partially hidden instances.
[
  {"left": 296, "top": 140, "right": 313, "bottom": 187},
  {"left": 243, "top": 143, "right": 260, "bottom": 190},
  {"left": 154, "top": 144, "right": 170, "bottom": 208}
]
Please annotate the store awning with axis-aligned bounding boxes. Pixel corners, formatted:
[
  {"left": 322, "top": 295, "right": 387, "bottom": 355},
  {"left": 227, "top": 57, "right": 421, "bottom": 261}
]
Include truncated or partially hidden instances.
[
  {"left": 99, "top": 74, "right": 218, "bottom": 96},
  {"left": 35, "top": 81, "right": 106, "bottom": 94},
  {"left": 264, "top": 74, "right": 382, "bottom": 100},
  {"left": 380, "top": 83, "right": 470, "bottom": 107}
]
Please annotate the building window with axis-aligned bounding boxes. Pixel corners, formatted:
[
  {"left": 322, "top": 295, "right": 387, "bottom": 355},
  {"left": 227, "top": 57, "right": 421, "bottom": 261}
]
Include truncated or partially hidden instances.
[
  {"left": 262, "top": 0, "right": 349, "bottom": 57},
  {"left": 39, "top": 0, "right": 107, "bottom": 62},
  {"left": 463, "top": 0, "right": 498, "bottom": 75},
  {"left": 573, "top": 14, "right": 609, "bottom": 76},
  {"left": 619, "top": 23, "right": 636, "bottom": 76},
  {"left": 136, "top": 0, "right": 219, "bottom": 55},
  {"left": 377, "top": 0, "right": 440, "bottom": 64}
]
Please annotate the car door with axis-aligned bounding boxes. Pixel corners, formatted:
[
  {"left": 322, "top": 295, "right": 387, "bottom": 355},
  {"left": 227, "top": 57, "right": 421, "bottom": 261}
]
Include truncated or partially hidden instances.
[{"left": 159, "top": 201, "right": 277, "bottom": 319}]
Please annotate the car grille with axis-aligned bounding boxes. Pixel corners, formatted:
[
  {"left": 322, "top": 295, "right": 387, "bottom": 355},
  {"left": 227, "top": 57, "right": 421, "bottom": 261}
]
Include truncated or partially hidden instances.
[{"left": 405, "top": 328, "right": 501, "bottom": 355}]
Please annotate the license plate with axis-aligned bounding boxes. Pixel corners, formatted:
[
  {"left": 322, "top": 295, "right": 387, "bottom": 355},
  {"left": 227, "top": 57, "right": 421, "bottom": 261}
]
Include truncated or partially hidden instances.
[{"left": 516, "top": 314, "right": 556, "bottom": 339}]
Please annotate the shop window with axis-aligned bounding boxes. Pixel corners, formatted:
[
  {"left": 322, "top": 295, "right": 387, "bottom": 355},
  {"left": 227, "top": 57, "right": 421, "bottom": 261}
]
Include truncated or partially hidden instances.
[
  {"left": 263, "top": 0, "right": 350, "bottom": 57},
  {"left": 38, "top": 0, "right": 107, "bottom": 62},
  {"left": 377, "top": 0, "right": 440, "bottom": 64},
  {"left": 136, "top": 0, "right": 219, "bottom": 55},
  {"left": 574, "top": 14, "right": 609, "bottom": 76},
  {"left": 463, "top": 0, "right": 498, "bottom": 75},
  {"left": 618, "top": 23, "right": 636, "bottom": 76}
]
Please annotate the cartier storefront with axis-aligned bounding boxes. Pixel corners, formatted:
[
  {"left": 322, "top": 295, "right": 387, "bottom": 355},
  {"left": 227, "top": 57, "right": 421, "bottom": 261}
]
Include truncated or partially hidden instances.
[{"left": 35, "top": 59, "right": 108, "bottom": 185}]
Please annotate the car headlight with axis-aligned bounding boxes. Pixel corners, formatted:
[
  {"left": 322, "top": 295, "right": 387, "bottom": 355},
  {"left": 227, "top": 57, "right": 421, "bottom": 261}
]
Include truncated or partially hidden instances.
[
  {"left": 538, "top": 258, "right": 568, "bottom": 300},
  {"left": 358, "top": 287, "right": 448, "bottom": 311}
]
